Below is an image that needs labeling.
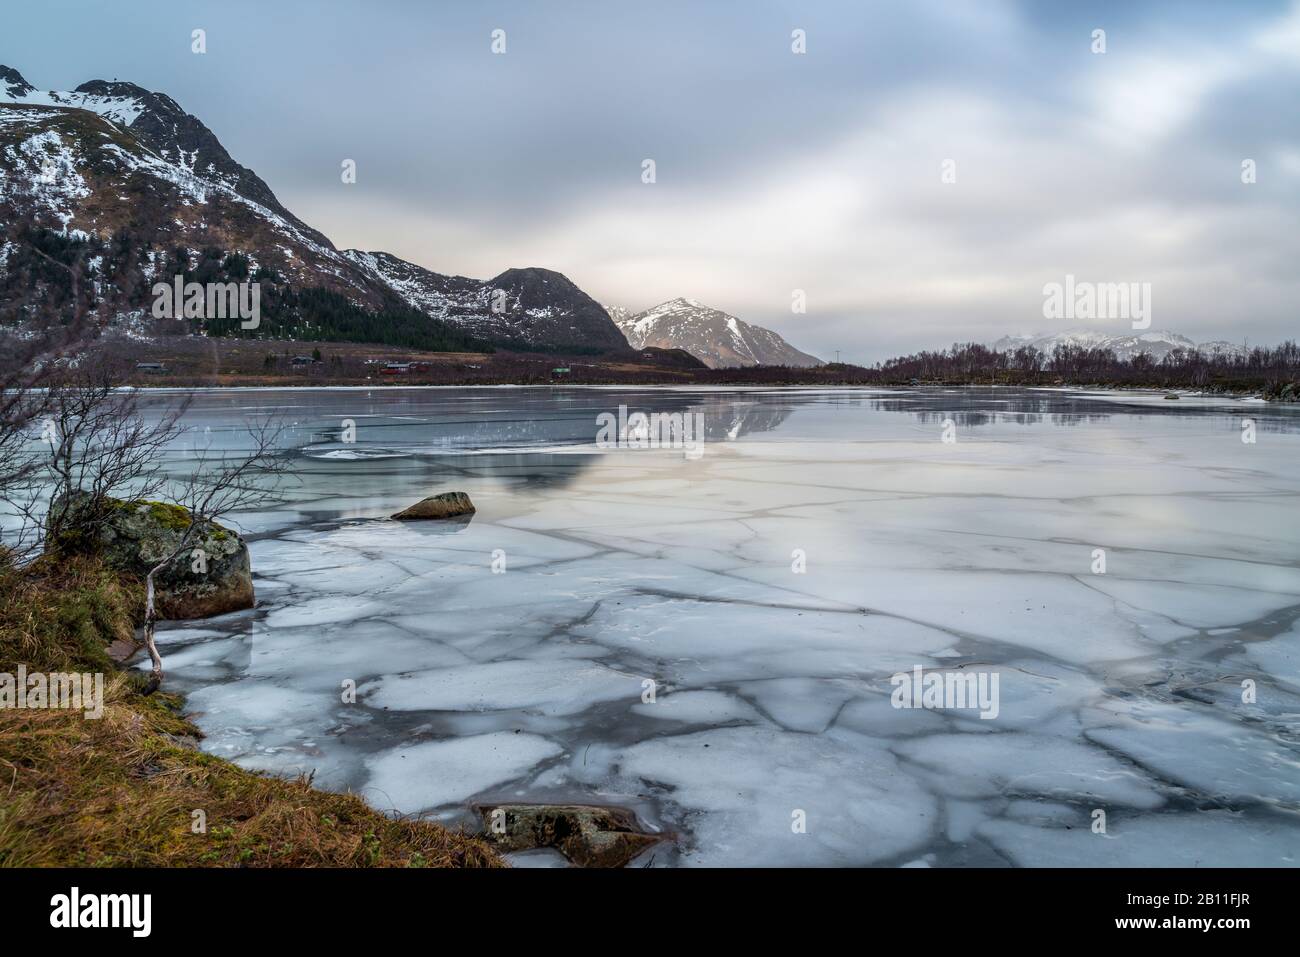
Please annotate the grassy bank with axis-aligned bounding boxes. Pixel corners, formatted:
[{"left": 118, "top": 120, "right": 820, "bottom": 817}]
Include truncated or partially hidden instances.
[{"left": 0, "top": 553, "right": 502, "bottom": 868}]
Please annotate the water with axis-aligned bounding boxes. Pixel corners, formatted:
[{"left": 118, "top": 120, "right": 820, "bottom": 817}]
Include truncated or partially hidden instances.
[{"left": 143, "top": 386, "right": 1300, "bottom": 866}]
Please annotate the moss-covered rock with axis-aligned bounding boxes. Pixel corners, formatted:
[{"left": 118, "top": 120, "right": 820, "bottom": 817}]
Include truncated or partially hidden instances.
[
  {"left": 476, "top": 803, "right": 663, "bottom": 867},
  {"left": 48, "top": 492, "right": 253, "bottom": 620}
]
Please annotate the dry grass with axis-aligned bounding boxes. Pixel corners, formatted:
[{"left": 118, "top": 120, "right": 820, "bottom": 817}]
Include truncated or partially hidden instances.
[{"left": 0, "top": 554, "right": 502, "bottom": 868}]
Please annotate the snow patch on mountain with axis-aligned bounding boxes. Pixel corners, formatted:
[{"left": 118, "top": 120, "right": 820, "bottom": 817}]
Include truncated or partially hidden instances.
[
  {"left": 2, "top": 68, "right": 154, "bottom": 134},
  {"left": 6, "top": 88, "right": 146, "bottom": 128},
  {"left": 0, "top": 128, "right": 91, "bottom": 228}
]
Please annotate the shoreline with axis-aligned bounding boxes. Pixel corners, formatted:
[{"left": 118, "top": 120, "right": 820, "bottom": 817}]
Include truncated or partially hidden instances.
[
  {"left": 0, "top": 553, "right": 504, "bottom": 868},
  {"left": 113, "top": 380, "right": 1289, "bottom": 405},
  {"left": 80, "top": 335, "right": 1298, "bottom": 399}
]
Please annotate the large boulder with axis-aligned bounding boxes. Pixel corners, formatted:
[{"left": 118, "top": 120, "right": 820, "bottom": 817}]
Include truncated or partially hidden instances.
[
  {"left": 49, "top": 492, "right": 254, "bottom": 619},
  {"left": 476, "top": 804, "right": 664, "bottom": 868},
  {"left": 391, "top": 491, "right": 475, "bottom": 521}
]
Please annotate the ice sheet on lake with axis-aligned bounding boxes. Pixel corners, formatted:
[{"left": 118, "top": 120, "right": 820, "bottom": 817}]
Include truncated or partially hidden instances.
[
  {"left": 362, "top": 660, "right": 645, "bottom": 716},
  {"left": 364, "top": 732, "right": 564, "bottom": 813},
  {"left": 146, "top": 386, "right": 1300, "bottom": 866}
]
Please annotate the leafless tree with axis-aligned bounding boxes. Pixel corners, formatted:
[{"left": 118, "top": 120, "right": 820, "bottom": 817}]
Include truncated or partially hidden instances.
[
  {"left": 48, "top": 362, "right": 186, "bottom": 539},
  {"left": 0, "top": 212, "right": 125, "bottom": 556},
  {"left": 2, "top": 346, "right": 289, "bottom": 694},
  {"left": 139, "top": 416, "right": 289, "bottom": 691},
  {"left": 1, "top": 358, "right": 189, "bottom": 559},
  {"left": 866, "top": 340, "right": 1300, "bottom": 392},
  {"left": 4, "top": 361, "right": 287, "bottom": 689}
]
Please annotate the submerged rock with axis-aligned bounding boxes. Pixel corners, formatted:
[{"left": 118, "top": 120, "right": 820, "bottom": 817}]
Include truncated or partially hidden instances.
[
  {"left": 476, "top": 804, "right": 663, "bottom": 868},
  {"left": 48, "top": 492, "right": 254, "bottom": 620},
  {"left": 391, "top": 491, "right": 476, "bottom": 520}
]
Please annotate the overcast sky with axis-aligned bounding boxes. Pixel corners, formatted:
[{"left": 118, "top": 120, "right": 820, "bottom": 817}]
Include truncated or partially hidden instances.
[{"left": 5, "top": 0, "right": 1299, "bottom": 361}]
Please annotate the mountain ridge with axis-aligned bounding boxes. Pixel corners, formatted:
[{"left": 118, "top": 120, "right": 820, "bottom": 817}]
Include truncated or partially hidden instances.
[
  {"left": 3, "top": 66, "right": 329, "bottom": 247},
  {"left": 610, "top": 297, "right": 821, "bottom": 368},
  {"left": 0, "top": 65, "right": 626, "bottom": 352},
  {"left": 990, "top": 328, "right": 1248, "bottom": 361}
]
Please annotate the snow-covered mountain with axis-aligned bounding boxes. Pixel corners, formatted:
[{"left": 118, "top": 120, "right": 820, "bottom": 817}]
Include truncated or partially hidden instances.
[
  {"left": 0, "top": 65, "right": 625, "bottom": 351},
  {"left": 349, "top": 251, "right": 627, "bottom": 349},
  {"left": 991, "top": 329, "right": 1248, "bottom": 361},
  {"left": 610, "top": 298, "right": 821, "bottom": 368},
  {"left": 604, "top": 305, "right": 635, "bottom": 328},
  {"left": 1, "top": 65, "right": 328, "bottom": 246}
]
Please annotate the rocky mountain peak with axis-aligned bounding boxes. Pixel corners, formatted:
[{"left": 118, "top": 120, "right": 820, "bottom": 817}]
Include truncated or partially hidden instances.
[
  {"left": 490, "top": 266, "right": 573, "bottom": 288},
  {"left": 74, "top": 78, "right": 152, "bottom": 99},
  {"left": 611, "top": 298, "right": 822, "bottom": 368},
  {"left": 2, "top": 67, "right": 331, "bottom": 249},
  {"left": 72, "top": 79, "right": 185, "bottom": 118},
  {"left": 484, "top": 267, "right": 627, "bottom": 349},
  {"left": 0, "top": 65, "right": 34, "bottom": 98}
]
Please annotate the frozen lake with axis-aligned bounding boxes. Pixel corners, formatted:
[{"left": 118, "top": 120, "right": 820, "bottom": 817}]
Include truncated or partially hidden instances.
[{"left": 149, "top": 386, "right": 1300, "bottom": 866}]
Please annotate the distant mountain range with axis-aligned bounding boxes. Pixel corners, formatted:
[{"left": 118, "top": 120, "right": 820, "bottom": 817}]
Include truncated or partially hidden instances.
[
  {"left": 609, "top": 298, "right": 822, "bottom": 368},
  {"left": 9, "top": 63, "right": 1247, "bottom": 371},
  {"left": 0, "top": 65, "right": 624, "bottom": 352},
  {"left": 990, "top": 329, "right": 1248, "bottom": 361}
]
